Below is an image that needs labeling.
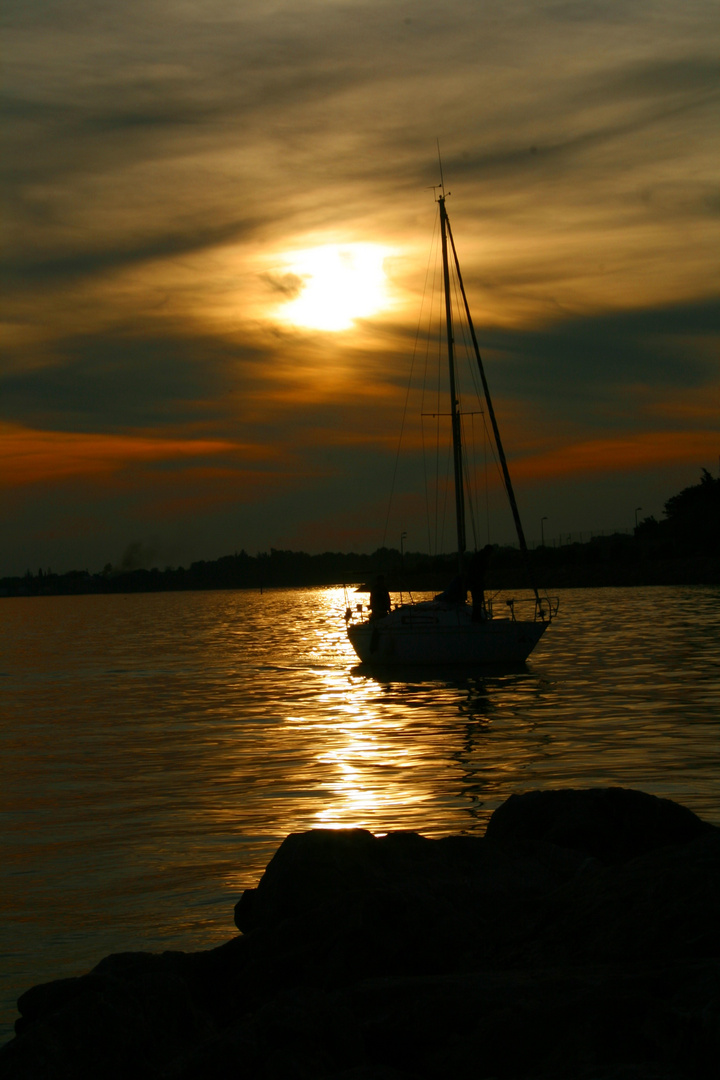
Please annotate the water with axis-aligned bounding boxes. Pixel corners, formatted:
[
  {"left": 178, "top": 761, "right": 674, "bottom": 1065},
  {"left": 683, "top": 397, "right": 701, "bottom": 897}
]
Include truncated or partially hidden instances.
[{"left": 1, "top": 584, "right": 719, "bottom": 1042}]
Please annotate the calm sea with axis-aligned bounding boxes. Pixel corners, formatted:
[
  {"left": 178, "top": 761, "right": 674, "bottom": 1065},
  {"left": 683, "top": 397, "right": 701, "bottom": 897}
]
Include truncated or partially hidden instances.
[{"left": 1, "top": 584, "right": 719, "bottom": 1042}]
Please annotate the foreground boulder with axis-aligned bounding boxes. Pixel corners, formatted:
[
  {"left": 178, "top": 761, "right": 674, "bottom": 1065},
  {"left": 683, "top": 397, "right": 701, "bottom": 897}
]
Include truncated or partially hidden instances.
[{"left": 1, "top": 787, "right": 719, "bottom": 1079}]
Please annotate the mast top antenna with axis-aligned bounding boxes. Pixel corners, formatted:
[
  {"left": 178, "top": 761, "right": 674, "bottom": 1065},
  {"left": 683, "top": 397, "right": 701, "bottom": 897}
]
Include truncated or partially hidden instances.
[
  {"left": 436, "top": 138, "right": 447, "bottom": 197},
  {"left": 433, "top": 139, "right": 451, "bottom": 202}
]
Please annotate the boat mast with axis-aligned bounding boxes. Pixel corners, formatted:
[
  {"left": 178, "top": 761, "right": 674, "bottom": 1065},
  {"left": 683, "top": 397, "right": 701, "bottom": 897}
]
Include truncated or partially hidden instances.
[
  {"left": 438, "top": 194, "right": 466, "bottom": 578},
  {"left": 444, "top": 210, "right": 543, "bottom": 610}
]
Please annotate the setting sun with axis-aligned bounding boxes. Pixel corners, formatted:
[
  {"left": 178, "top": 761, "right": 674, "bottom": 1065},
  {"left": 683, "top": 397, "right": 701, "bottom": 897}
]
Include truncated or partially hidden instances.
[{"left": 272, "top": 243, "right": 392, "bottom": 331}]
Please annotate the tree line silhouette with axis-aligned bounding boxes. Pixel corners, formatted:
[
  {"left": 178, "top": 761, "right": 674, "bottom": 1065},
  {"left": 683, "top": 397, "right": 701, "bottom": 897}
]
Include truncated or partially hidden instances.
[{"left": 2, "top": 469, "right": 718, "bottom": 597}]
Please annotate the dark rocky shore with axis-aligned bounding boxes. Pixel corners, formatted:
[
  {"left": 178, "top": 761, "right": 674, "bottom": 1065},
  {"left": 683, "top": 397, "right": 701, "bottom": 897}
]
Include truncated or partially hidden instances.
[{"left": 2, "top": 788, "right": 719, "bottom": 1079}]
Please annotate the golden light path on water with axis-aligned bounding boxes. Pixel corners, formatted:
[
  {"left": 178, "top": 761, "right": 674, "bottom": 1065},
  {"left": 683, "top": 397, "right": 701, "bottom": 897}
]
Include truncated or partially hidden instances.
[{"left": 1, "top": 584, "right": 720, "bottom": 1041}]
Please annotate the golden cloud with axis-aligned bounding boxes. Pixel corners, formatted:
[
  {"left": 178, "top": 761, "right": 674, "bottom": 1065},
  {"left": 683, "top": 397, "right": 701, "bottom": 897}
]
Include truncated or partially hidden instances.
[
  {"left": 0, "top": 425, "right": 266, "bottom": 488},
  {"left": 513, "top": 429, "right": 720, "bottom": 481}
]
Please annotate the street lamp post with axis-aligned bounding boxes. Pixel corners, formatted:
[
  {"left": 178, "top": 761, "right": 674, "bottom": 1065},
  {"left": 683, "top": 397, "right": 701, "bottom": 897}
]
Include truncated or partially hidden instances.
[
  {"left": 540, "top": 516, "right": 548, "bottom": 547},
  {"left": 634, "top": 507, "right": 642, "bottom": 530}
]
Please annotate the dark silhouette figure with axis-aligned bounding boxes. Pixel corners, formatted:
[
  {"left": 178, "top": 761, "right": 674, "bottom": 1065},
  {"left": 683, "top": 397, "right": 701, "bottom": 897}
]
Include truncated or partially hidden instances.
[
  {"left": 468, "top": 545, "right": 493, "bottom": 621},
  {"left": 434, "top": 576, "right": 466, "bottom": 603},
  {"left": 369, "top": 575, "right": 391, "bottom": 619}
]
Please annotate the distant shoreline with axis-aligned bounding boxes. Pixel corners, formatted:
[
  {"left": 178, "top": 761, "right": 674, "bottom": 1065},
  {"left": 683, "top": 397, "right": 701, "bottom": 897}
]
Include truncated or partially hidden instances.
[
  {"left": 2, "top": 554, "right": 718, "bottom": 597},
  {"left": 4, "top": 469, "right": 717, "bottom": 597}
]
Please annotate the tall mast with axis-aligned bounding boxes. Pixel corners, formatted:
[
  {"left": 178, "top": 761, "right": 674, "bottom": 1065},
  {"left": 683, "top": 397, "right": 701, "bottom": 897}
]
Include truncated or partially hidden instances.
[
  {"left": 438, "top": 194, "right": 466, "bottom": 577},
  {"left": 444, "top": 210, "right": 542, "bottom": 609}
]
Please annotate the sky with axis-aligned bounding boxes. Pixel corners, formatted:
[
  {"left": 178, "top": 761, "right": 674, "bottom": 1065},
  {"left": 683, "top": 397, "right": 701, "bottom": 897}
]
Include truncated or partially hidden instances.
[{"left": 2, "top": 0, "right": 719, "bottom": 576}]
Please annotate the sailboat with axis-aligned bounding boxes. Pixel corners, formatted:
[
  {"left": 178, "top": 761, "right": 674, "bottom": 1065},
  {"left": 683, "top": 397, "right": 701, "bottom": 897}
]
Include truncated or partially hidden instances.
[{"left": 346, "top": 187, "right": 557, "bottom": 666}]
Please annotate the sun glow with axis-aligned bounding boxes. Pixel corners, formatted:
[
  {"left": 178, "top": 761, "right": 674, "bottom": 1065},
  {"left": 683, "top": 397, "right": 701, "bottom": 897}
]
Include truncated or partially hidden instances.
[{"left": 272, "top": 243, "right": 392, "bottom": 331}]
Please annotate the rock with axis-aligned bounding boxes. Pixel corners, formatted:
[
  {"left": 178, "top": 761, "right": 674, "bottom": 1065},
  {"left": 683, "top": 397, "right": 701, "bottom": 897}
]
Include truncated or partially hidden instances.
[
  {"left": 516, "top": 831, "right": 720, "bottom": 968},
  {"left": 2, "top": 953, "right": 217, "bottom": 1079},
  {"left": 484, "top": 787, "right": 711, "bottom": 863},
  {"left": 233, "top": 827, "right": 590, "bottom": 991},
  {"left": 1, "top": 788, "right": 719, "bottom": 1079}
]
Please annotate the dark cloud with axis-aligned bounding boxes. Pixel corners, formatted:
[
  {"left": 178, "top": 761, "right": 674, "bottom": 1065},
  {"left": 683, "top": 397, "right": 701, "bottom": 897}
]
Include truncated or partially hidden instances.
[
  {"left": 445, "top": 74, "right": 718, "bottom": 192},
  {"left": 481, "top": 296, "right": 720, "bottom": 407},
  {"left": 600, "top": 56, "right": 720, "bottom": 99},
  {"left": 0, "top": 331, "right": 264, "bottom": 431},
  {"left": 375, "top": 293, "right": 719, "bottom": 386},
  {"left": 3, "top": 217, "right": 259, "bottom": 288}
]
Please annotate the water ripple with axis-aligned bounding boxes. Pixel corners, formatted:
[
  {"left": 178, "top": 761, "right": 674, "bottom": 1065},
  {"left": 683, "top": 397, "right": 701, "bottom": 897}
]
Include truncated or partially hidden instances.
[{"left": 1, "top": 585, "right": 719, "bottom": 1040}]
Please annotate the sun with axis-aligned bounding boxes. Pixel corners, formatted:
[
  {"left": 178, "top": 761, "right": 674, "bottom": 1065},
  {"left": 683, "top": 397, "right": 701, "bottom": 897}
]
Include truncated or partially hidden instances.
[{"left": 271, "top": 243, "right": 392, "bottom": 331}]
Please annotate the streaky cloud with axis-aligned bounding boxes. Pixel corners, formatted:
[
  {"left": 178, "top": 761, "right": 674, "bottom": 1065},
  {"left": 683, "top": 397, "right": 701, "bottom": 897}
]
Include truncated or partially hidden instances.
[{"left": 2, "top": 217, "right": 261, "bottom": 287}]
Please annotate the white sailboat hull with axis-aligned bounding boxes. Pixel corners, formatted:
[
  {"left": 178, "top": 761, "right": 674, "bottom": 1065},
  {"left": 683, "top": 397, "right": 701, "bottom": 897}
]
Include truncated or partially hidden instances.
[{"left": 347, "top": 603, "right": 547, "bottom": 666}]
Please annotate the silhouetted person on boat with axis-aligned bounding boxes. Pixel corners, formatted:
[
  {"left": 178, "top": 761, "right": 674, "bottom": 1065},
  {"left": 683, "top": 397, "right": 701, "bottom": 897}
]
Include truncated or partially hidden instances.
[
  {"left": 468, "top": 545, "right": 493, "bottom": 621},
  {"left": 434, "top": 576, "right": 466, "bottom": 604},
  {"left": 369, "top": 576, "right": 391, "bottom": 620}
]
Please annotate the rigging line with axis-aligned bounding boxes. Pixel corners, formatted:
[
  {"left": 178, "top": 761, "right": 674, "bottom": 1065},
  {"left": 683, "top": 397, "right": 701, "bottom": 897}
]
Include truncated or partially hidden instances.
[
  {"left": 439, "top": 428, "right": 453, "bottom": 555},
  {"left": 420, "top": 417, "right": 430, "bottom": 553},
  {"left": 420, "top": 422, "right": 432, "bottom": 555},
  {"left": 438, "top": 195, "right": 466, "bottom": 568},
  {"left": 462, "top": 411, "right": 479, "bottom": 551},
  {"left": 382, "top": 231, "right": 435, "bottom": 551},
  {"left": 483, "top": 411, "right": 492, "bottom": 545},
  {"left": 453, "top": 267, "right": 500, "bottom": 550},
  {"left": 428, "top": 237, "right": 443, "bottom": 557},
  {"left": 421, "top": 214, "right": 442, "bottom": 555},
  {"left": 448, "top": 240, "right": 484, "bottom": 552},
  {"left": 444, "top": 210, "right": 542, "bottom": 607},
  {"left": 416, "top": 226, "right": 440, "bottom": 552},
  {"left": 381, "top": 373, "right": 414, "bottom": 551},
  {"left": 444, "top": 222, "right": 504, "bottom": 544},
  {"left": 432, "top": 220, "right": 443, "bottom": 556},
  {"left": 471, "top": 412, "right": 482, "bottom": 550},
  {"left": 435, "top": 279, "right": 443, "bottom": 555},
  {"left": 385, "top": 205, "right": 440, "bottom": 552},
  {"left": 428, "top": 214, "right": 451, "bottom": 557}
]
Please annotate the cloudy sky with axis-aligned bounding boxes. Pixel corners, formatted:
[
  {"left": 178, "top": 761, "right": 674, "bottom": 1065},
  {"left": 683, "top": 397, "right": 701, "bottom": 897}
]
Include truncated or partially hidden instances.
[{"left": 2, "top": 0, "right": 719, "bottom": 575}]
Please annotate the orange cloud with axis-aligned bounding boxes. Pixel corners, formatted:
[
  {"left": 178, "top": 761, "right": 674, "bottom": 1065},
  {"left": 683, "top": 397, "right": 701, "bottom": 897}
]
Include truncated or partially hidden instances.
[
  {"left": 0, "top": 425, "right": 264, "bottom": 488},
  {"left": 513, "top": 429, "right": 720, "bottom": 482},
  {"left": 644, "top": 385, "right": 720, "bottom": 423}
]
